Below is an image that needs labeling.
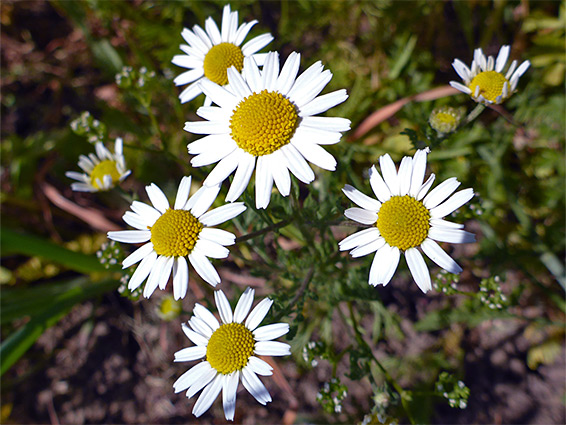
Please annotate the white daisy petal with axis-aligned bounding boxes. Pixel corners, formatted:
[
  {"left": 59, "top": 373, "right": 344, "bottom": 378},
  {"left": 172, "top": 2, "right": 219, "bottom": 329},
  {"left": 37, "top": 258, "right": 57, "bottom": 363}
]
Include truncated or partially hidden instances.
[
  {"left": 174, "top": 345, "right": 207, "bottom": 363},
  {"left": 281, "top": 144, "right": 315, "bottom": 184},
  {"left": 194, "top": 238, "right": 230, "bottom": 259},
  {"left": 247, "top": 356, "right": 273, "bottom": 376},
  {"left": 452, "top": 59, "right": 472, "bottom": 82},
  {"left": 253, "top": 323, "right": 289, "bottom": 341},
  {"left": 423, "top": 177, "right": 461, "bottom": 209},
  {"left": 214, "top": 290, "right": 233, "bottom": 324},
  {"left": 495, "top": 45, "right": 510, "bottom": 73},
  {"left": 146, "top": 183, "right": 170, "bottom": 214},
  {"left": 301, "top": 116, "right": 351, "bottom": 132},
  {"left": 245, "top": 298, "right": 273, "bottom": 331},
  {"left": 428, "top": 227, "right": 476, "bottom": 244},
  {"left": 299, "top": 89, "right": 349, "bottom": 117},
  {"left": 65, "top": 171, "right": 87, "bottom": 181},
  {"left": 429, "top": 218, "right": 465, "bottom": 230},
  {"left": 144, "top": 255, "right": 169, "bottom": 297},
  {"left": 189, "top": 316, "right": 213, "bottom": 339},
  {"left": 186, "top": 366, "right": 218, "bottom": 400},
  {"left": 173, "top": 256, "right": 189, "bottom": 300},
  {"left": 173, "top": 361, "right": 212, "bottom": 393},
  {"left": 409, "top": 148, "right": 429, "bottom": 197},
  {"left": 174, "top": 176, "right": 192, "bottom": 210},
  {"left": 292, "top": 140, "right": 337, "bottom": 171},
  {"left": 262, "top": 51, "right": 280, "bottom": 92},
  {"left": 293, "top": 126, "right": 342, "bottom": 145},
  {"left": 241, "top": 367, "right": 271, "bottom": 405},
  {"left": 185, "top": 183, "right": 222, "bottom": 218},
  {"left": 122, "top": 242, "right": 154, "bottom": 269},
  {"left": 222, "top": 371, "right": 240, "bottom": 421},
  {"left": 270, "top": 151, "right": 292, "bottom": 197},
  {"left": 344, "top": 207, "right": 378, "bottom": 225},
  {"left": 199, "top": 203, "right": 247, "bottom": 227},
  {"left": 182, "top": 322, "right": 210, "bottom": 347},
  {"left": 199, "top": 79, "right": 238, "bottom": 109},
  {"left": 379, "top": 154, "right": 399, "bottom": 196},
  {"left": 130, "top": 201, "right": 161, "bottom": 225},
  {"left": 449, "top": 81, "right": 472, "bottom": 95},
  {"left": 122, "top": 211, "right": 150, "bottom": 230},
  {"left": 128, "top": 250, "right": 157, "bottom": 290},
  {"left": 339, "top": 227, "right": 382, "bottom": 252},
  {"left": 241, "top": 33, "right": 273, "bottom": 56},
  {"left": 174, "top": 68, "right": 205, "bottom": 86},
  {"left": 227, "top": 66, "right": 252, "bottom": 98},
  {"left": 405, "top": 248, "right": 432, "bottom": 293},
  {"left": 397, "top": 156, "right": 413, "bottom": 196},
  {"left": 234, "top": 287, "right": 255, "bottom": 323},
  {"left": 350, "top": 238, "right": 387, "bottom": 258},
  {"left": 342, "top": 185, "right": 381, "bottom": 211},
  {"left": 255, "top": 155, "right": 274, "bottom": 209},
  {"left": 226, "top": 152, "right": 256, "bottom": 202},
  {"left": 204, "top": 16, "right": 222, "bottom": 44},
  {"left": 234, "top": 20, "right": 256, "bottom": 46},
  {"left": 179, "top": 82, "right": 203, "bottom": 104},
  {"left": 189, "top": 250, "right": 220, "bottom": 286},
  {"left": 417, "top": 174, "right": 435, "bottom": 201},
  {"left": 199, "top": 228, "right": 236, "bottom": 246},
  {"left": 369, "top": 165, "right": 392, "bottom": 203},
  {"left": 276, "top": 51, "right": 301, "bottom": 95},
  {"left": 430, "top": 188, "right": 475, "bottom": 219},
  {"left": 254, "top": 341, "right": 291, "bottom": 357},
  {"left": 192, "top": 374, "right": 223, "bottom": 417},
  {"left": 421, "top": 238, "right": 463, "bottom": 274},
  {"left": 107, "top": 230, "right": 151, "bottom": 244},
  {"left": 243, "top": 56, "right": 262, "bottom": 93},
  {"left": 203, "top": 149, "right": 243, "bottom": 187},
  {"left": 369, "top": 245, "right": 400, "bottom": 287},
  {"left": 191, "top": 142, "right": 237, "bottom": 167}
]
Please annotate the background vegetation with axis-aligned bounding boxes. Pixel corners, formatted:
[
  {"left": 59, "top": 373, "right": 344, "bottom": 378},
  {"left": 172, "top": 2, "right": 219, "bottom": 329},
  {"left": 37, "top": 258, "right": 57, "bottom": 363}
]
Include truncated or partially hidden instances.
[{"left": 1, "top": 0, "right": 564, "bottom": 423}]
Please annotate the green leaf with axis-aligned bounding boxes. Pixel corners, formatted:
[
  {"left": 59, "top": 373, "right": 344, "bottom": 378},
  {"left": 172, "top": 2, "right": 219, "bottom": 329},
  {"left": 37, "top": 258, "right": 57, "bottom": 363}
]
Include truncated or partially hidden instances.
[
  {"left": 0, "top": 277, "right": 118, "bottom": 376},
  {"left": 1, "top": 228, "right": 107, "bottom": 274}
]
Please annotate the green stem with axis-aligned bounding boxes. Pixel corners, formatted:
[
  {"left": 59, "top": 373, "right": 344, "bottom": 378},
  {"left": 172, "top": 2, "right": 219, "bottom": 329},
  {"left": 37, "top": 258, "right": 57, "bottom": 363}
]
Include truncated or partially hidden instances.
[
  {"left": 464, "top": 103, "right": 486, "bottom": 126},
  {"left": 235, "top": 217, "right": 295, "bottom": 244},
  {"left": 347, "top": 301, "right": 416, "bottom": 425}
]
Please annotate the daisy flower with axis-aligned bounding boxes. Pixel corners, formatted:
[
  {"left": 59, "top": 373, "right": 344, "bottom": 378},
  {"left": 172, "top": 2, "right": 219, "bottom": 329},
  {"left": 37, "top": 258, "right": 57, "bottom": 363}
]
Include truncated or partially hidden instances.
[
  {"left": 107, "top": 177, "right": 246, "bottom": 300},
  {"left": 338, "top": 149, "right": 475, "bottom": 293},
  {"left": 65, "top": 138, "right": 130, "bottom": 192},
  {"left": 184, "top": 51, "right": 351, "bottom": 209},
  {"left": 173, "top": 287, "right": 290, "bottom": 420},
  {"left": 172, "top": 4, "right": 273, "bottom": 104},
  {"left": 450, "top": 45, "right": 530, "bottom": 105}
]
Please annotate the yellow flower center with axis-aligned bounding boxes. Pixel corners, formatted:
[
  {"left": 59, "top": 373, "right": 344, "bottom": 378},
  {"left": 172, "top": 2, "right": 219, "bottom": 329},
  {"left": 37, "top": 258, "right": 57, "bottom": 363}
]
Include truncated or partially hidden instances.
[
  {"left": 376, "top": 195, "right": 430, "bottom": 251},
  {"left": 468, "top": 71, "right": 509, "bottom": 103},
  {"left": 149, "top": 209, "right": 203, "bottom": 257},
  {"left": 230, "top": 90, "right": 299, "bottom": 157},
  {"left": 90, "top": 160, "right": 121, "bottom": 189},
  {"left": 203, "top": 42, "right": 244, "bottom": 86},
  {"left": 206, "top": 322, "right": 255, "bottom": 374}
]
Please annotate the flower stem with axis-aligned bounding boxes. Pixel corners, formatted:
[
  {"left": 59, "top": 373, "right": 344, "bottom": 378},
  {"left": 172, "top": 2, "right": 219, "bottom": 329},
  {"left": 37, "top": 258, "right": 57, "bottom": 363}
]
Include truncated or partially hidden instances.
[
  {"left": 464, "top": 103, "right": 486, "bottom": 125},
  {"left": 235, "top": 217, "right": 295, "bottom": 244}
]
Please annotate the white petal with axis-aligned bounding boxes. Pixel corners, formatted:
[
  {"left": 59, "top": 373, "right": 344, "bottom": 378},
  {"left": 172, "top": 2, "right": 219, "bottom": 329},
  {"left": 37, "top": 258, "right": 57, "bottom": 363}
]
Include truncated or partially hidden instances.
[
  {"left": 495, "top": 45, "right": 510, "bottom": 73},
  {"left": 369, "top": 245, "right": 400, "bottom": 287},
  {"left": 203, "top": 149, "right": 242, "bottom": 186},
  {"left": 199, "top": 79, "right": 238, "bottom": 109},
  {"left": 369, "top": 165, "right": 392, "bottom": 203},
  {"left": 298, "top": 89, "right": 349, "bottom": 117},
  {"left": 173, "top": 361, "right": 212, "bottom": 393},
  {"left": 276, "top": 51, "right": 301, "bottom": 95},
  {"left": 253, "top": 323, "right": 289, "bottom": 341},
  {"left": 509, "top": 60, "right": 530, "bottom": 87},
  {"left": 122, "top": 242, "right": 154, "bottom": 269},
  {"left": 423, "top": 177, "right": 460, "bottom": 209},
  {"left": 181, "top": 27, "right": 208, "bottom": 54},
  {"left": 107, "top": 230, "right": 151, "bottom": 244},
  {"left": 241, "top": 33, "right": 273, "bottom": 56},
  {"left": 222, "top": 371, "right": 239, "bottom": 421},
  {"left": 262, "top": 51, "right": 280, "bottom": 92},
  {"left": 505, "top": 59, "right": 518, "bottom": 80},
  {"left": 379, "top": 154, "right": 399, "bottom": 196},
  {"left": 292, "top": 140, "right": 336, "bottom": 171},
  {"left": 234, "top": 20, "right": 256, "bottom": 46},
  {"left": 350, "top": 238, "right": 387, "bottom": 258},
  {"left": 300, "top": 116, "right": 351, "bottom": 132},
  {"left": 270, "top": 151, "right": 291, "bottom": 197},
  {"left": 344, "top": 207, "right": 377, "bottom": 225},
  {"left": 189, "top": 250, "right": 220, "bottom": 286},
  {"left": 185, "top": 183, "right": 222, "bottom": 218},
  {"left": 242, "top": 56, "right": 262, "bottom": 93},
  {"left": 182, "top": 322, "right": 209, "bottom": 346},
  {"left": 174, "top": 176, "right": 192, "bottom": 210},
  {"left": 158, "top": 256, "right": 174, "bottom": 290},
  {"left": 173, "top": 256, "right": 189, "bottom": 300},
  {"left": 214, "top": 290, "right": 233, "bottom": 324},
  {"left": 339, "top": 227, "right": 382, "bottom": 251},
  {"left": 174, "top": 345, "right": 207, "bottom": 362},
  {"left": 421, "top": 238, "right": 462, "bottom": 274},
  {"left": 174, "top": 68, "right": 205, "bottom": 86},
  {"left": 226, "top": 152, "right": 256, "bottom": 202},
  {"left": 430, "top": 188, "right": 474, "bottom": 219},
  {"left": 189, "top": 316, "right": 213, "bottom": 338},
  {"left": 417, "top": 174, "right": 435, "bottom": 201},
  {"left": 290, "top": 69, "right": 332, "bottom": 108},
  {"left": 146, "top": 183, "right": 170, "bottom": 214},
  {"left": 226, "top": 66, "right": 252, "bottom": 99},
  {"left": 130, "top": 201, "right": 161, "bottom": 225},
  {"left": 199, "top": 203, "right": 247, "bottom": 227},
  {"left": 193, "top": 304, "right": 220, "bottom": 331},
  {"left": 234, "top": 287, "right": 255, "bottom": 323},
  {"left": 204, "top": 17, "right": 221, "bottom": 44},
  {"left": 255, "top": 155, "right": 274, "bottom": 209},
  {"left": 449, "top": 81, "right": 472, "bottom": 95},
  {"left": 397, "top": 156, "right": 413, "bottom": 196},
  {"left": 405, "top": 248, "right": 432, "bottom": 293},
  {"left": 65, "top": 171, "right": 87, "bottom": 182},
  {"left": 247, "top": 356, "right": 273, "bottom": 376},
  {"left": 220, "top": 5, "right": 232, "bottom": 42},
  {"left": 280, "top": 144, "right": 315, "bottom": 184},
  {"left": 122, "top": 211, "right": 150, "bottom": 230},
  {"left": 429, "top": 218, "right": 464, "bottom": 230},
  {"left": 428, "top": 227, "right": 476, "bottom": 244},
  {"left": 194, "top": 238, "right": 230, "bottom": 259},
  {"left": 192, "top": 24, "right": 212, "bottom": 50},
  {"left": 241, "top": 367, "right": 271, "bottom": 405},
  {"left": 342, "top": 184, "right": 381, "bottom": 211},
  {"left": 245, "top": 298, "right": 273, "bottom": 331},
  {"left": 143, "top": 255, "right": 167, "bottom": 297},
  {"left": 409, "top": 149, "right": 429, "bottom": 197},
  {"left": 192, "top": 374, "right": 223, "bottom": 417},
  {"left": 452, "top": 59, "right": 472, "bottom": 83},
  {"left": 254, "top": 341, "right": 291, "bottom": 357},
  {"left": 293, "top": 126, "right": 342, "bottom": 145},
  {"left": 127, "top": 250, "right": 157, "bottom": 290},
  {"left": 199, "top": 228, "right": 236, "bottom": 246},
  {"left": 179, "top": 81, "right": 204, "bottom": 103},
  {"left": 186, "top": 366, "right": 218, "bottom": 399},
  {"left": 191, "top": 143, "right": 237, "bottom": 167}
]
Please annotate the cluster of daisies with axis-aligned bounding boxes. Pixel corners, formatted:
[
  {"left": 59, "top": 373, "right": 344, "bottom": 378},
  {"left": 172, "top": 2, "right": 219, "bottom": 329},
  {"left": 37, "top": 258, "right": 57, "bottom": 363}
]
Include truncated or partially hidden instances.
[{"left": 64, "top": 3, "right": 530, "bottom": 421}]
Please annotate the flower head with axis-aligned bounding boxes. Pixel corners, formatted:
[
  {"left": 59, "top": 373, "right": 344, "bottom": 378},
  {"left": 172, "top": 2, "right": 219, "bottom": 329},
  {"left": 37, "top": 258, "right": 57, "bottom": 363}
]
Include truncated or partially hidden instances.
[
  {"left": 339, "top": 149, "right": 475, "bottom": 293},
  {"left": 173, "top": 287, "right": 290, "bottom": 420},
  {"left": 66, "top": 138, "right": 130, "bottom": 192},
  {"left": 107, "top": 177, "right": 246, "bottom": 300},
  {"left": 172, "top": 4, "right": 273, "bottom": 104},
  {"left": 429, "top": 106, "right": 465, "bottom": 136},
  {"left": 450, "top": 45, "right": 530, "bottom": 105},
  {"left": 184, "top": 51, "right": 350, "bottom": 209}
]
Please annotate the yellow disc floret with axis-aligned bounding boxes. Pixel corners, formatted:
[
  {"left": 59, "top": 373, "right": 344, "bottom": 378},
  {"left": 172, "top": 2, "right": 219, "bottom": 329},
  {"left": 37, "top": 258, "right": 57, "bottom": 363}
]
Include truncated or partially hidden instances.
[
  {"left": 203, "top": 43, "right": 244, "bottom": 86},
  {"left": 468, "top": 71, "right": 509, "bottom": 103},
  {"left": 206, "top": 322, "right": 255, "bottom": 374},
  {"left": 90, "top": 160, "right": 121, "bottom": 189},
  {"left": 149, "top": 209, "right": 203, "bottom": 257},
  {"left": 376, "top": 195, "right": 430, "bottom": 251},
  {"left": 230, "top": 90, "right": 299, "bottom": 156}
]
